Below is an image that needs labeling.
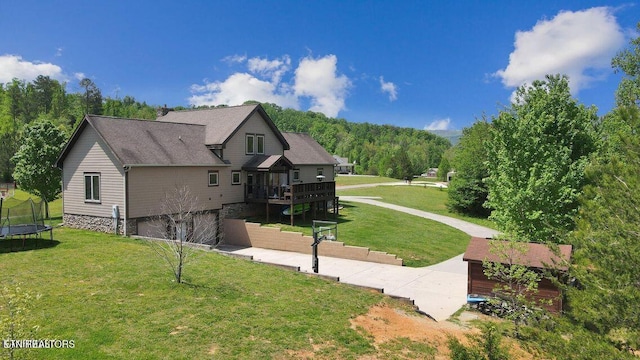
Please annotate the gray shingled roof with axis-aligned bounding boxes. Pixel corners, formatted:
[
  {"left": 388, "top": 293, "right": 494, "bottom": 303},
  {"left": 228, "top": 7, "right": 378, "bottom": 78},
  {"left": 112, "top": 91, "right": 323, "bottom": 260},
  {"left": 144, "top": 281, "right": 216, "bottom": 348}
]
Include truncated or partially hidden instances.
[
  {"left": 463, "top": 237, "right": 572, "bottom": 271},
  {"left": 283, "top": 132, "right": 337, "bottom": 165},
  {"left": 242, "top": 155, "right": 294, "bottom": 171},
  {"left": 58, "top": 115, "right": 227, "bottom": 167},
  {"left": 158, "top": 104, "right": 289, "bottom": 149}
]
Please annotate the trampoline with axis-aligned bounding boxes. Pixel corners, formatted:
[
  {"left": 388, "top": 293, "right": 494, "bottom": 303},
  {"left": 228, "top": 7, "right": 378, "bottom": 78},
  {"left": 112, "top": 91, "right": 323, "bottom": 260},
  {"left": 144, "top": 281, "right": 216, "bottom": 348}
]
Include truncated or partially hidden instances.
[{"left": 0, "top": 197, "right": 53, "bottom": 243}]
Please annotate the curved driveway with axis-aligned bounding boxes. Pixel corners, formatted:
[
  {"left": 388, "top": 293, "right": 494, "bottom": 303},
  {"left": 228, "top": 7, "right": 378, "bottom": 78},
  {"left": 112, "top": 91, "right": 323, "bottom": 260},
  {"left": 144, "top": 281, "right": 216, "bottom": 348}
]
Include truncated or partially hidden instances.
[
  {"left": 220, "top": 192, "right": 498, "bottom": 321},
  {"left": 339, "top": 196, "right": 498, "bottom": 239}
]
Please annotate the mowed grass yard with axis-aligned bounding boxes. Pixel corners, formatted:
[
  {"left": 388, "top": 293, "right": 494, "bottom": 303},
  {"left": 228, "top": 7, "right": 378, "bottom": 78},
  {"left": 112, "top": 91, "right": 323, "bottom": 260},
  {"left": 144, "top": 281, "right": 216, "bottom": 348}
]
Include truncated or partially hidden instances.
[
  {"left": 337, "top": 185, "right": 497, "bottom": 230},
  {"left": 253, "top": 200, "right": 470, "bottom": 267},
  {"left": 0, "top": 185, "right": 482, "bottom": 358},
  {"left": 334, "top": 174, "right": 399, "bottom": 186},
  {"left": 1, "top": 228, "right": 420, "bottom": 359}
]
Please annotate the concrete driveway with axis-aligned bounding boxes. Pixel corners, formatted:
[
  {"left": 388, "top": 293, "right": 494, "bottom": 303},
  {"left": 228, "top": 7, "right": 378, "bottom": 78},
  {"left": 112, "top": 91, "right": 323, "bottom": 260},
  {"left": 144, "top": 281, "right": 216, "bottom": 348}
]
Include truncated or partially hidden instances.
[
  {"left": 218, "top": 246, "right": 468, "bottom": 321},
  {"left": 217, "top": 196, "right": 498, "bottom": 321}
]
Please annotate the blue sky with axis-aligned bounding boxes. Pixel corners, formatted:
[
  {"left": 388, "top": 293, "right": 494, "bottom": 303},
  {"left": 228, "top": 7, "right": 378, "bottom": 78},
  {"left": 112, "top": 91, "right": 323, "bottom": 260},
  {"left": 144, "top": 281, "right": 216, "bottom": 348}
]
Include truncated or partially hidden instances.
[{"left": 0, "top": 1, "right": 637, "bottom": 130}]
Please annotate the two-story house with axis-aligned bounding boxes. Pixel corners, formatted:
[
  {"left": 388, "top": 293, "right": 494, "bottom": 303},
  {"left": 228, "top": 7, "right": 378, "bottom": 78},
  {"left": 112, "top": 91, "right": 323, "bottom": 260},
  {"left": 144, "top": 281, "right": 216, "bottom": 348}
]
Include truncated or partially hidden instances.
[{"left": 55, "top": 104, "right": 337, "bottom": 243}]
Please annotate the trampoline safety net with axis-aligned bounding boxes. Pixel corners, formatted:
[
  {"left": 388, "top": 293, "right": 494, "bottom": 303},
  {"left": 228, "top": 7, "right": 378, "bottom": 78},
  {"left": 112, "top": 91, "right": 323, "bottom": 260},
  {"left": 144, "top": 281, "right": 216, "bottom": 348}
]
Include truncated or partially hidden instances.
[{"left": 0, "top": 197, "right": 52, "bottom": 239}]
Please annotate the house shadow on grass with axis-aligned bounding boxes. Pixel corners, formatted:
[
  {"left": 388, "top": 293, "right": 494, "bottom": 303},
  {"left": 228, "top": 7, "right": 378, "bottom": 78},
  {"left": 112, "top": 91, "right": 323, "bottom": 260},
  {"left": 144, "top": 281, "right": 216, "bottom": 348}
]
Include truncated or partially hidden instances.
[
  {"left": 0, "top": 238, "right": 60, "bottom": 254},
  {"left": 246, "top": 203, "right": 355, "bottom": 231}
]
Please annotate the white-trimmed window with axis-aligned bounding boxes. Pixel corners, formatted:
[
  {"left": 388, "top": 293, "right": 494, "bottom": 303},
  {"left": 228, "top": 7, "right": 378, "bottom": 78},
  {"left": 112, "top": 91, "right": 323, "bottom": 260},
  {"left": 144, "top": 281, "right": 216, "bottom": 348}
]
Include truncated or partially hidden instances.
[
  {"left": 208, "top": 171, "right": 219, "bottom": 186},
  {"left": 246, "top": 134, "right": 255, "bottom": 154},
  {"left": 293, "top": 170, "right": 300, "bottom": 182},
  {"left": 231, "top": 171, "right": 241, "bottom": 185},
  {"left": 317, "top": 168, "right": 324, "bottom": 176},
  {"left": 256, "top": 134, "right": 265, "bottom": 154},
  {"left": 84, "top": 173, "right": 101, "bottom": 203}
]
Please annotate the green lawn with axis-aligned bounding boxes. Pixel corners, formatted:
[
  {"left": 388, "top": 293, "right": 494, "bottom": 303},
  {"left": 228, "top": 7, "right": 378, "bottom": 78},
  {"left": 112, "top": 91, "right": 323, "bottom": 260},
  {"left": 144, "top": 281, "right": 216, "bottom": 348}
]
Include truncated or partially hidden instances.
[
  {"left": 337, "top": 185, "right": 497, "bottom": 230},
  {"left": 249, "top": 200, "right": 470, "bottom": 267},
  {"left": 0, "top": 228, "right": 430, "bottom": 359},
  {"left": 334, "top": 175, "right": 400, "bottom": 186}
]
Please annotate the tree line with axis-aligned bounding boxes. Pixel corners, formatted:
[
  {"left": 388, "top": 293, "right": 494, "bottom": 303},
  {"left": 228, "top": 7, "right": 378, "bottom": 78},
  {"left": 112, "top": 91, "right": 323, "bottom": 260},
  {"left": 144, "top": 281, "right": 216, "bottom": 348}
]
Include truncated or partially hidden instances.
[
  {"left": 257, "top": 102, "right": 451, "bottom": 178},
  {"left": 0, "top": 75, "right": 453, "bottom": 211},
  {"left": 445, "top": 23, "right": 640, "bottom": 357},
  {"left": 0, "top": 76, "right": 157, "bottom": 182}
]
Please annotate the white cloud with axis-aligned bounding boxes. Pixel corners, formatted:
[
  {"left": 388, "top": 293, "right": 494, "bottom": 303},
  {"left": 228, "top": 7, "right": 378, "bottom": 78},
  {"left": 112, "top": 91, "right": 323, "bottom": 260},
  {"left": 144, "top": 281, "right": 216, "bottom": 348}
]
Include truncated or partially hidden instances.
[
  {"left": 189, "top": 72, "right": 298, "bottom": 109},
  {"left": 379, "top": 76, "right": 398, "bottom": 101},
  {"left": 494, "top": 7, "right": 625, "bottom": 96},
  {"left": 294, "top": 55, "right": 351, "bottom": 117},
  {"left": 222, "top": 54, "right": 247, "bottom": 64},
  {"left": 424, "top": 118, "right": 451, "bottom": 131},
  {"left": 247, "top": 55, "right": 290, "bottom": 83},
  {"left": 0, "top": 54, "right": 65, "bottom": 83},
  {"left": 190, "top": 54, "right": 351, "bottom": 118},
  {"left": 74, "top": 72, "right": 86, "bottom": 81}
]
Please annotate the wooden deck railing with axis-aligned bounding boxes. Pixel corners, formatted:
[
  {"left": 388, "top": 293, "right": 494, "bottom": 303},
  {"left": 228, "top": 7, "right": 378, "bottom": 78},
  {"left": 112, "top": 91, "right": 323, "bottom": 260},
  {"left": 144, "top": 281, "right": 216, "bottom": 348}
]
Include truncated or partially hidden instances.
[{"left": 245, "top": 181, "right": 336, "bottom": 204}]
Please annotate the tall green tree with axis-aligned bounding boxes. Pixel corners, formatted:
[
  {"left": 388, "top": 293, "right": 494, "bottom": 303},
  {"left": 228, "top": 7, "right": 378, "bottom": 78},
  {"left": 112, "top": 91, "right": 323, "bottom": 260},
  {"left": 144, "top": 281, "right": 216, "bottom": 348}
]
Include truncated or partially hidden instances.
[
  {"left": 485, "top": 75, "right": 598, "bottom": 243},
  {"left": 5, "top": 79, "right": 25, "bottom": 132},
  {"left": 447, "top": 119, "right": 492, "bottom": 217},
  {"left": 612, "top": 22, "right": 640, "bottom": 107},
  {"left": 79, "top": 78, "right": 103, "bottom": 115},
  {"left": 437, "top": 147, "right": 454, "bottom": 181},
  {"left": 568, "top": 104, "right": 640, "bottom": 351},
  {"left": 11, "top": 120, "right": 67, "bottom": 217},
  {"left": 0, "top": 132, "right": 16, "bottom": 182}
]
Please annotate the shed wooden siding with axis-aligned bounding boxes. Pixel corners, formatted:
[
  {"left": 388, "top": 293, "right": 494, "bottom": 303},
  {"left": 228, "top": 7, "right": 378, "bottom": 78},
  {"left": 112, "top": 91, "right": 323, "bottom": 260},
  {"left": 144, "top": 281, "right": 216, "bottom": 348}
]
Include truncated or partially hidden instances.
[
  {"left": 61, "top": 125, "right": 124, "bottom": 218},
  {"left": 467, "top": 261, "right": 564, "bottom": 313},
  {"left": 127, "top": 166, "right": 229, "bottom": 218}
]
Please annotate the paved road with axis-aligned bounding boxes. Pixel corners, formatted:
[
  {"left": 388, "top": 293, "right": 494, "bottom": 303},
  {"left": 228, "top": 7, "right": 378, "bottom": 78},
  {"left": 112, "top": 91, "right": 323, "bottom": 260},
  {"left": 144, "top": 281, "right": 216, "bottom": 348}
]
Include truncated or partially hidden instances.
[{"left": 218, "top": 191, "right": 498, "bottom": 321}]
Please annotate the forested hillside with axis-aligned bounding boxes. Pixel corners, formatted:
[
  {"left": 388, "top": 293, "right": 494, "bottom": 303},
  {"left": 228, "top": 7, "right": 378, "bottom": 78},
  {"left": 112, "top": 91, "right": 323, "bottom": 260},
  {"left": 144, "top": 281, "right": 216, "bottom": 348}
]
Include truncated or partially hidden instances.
[
  {"left": 0, "top": 76, "right": 157, "bottom": 181},
  {"left": 260, "top": 102, "right": 450, "bottom": 177},
  {"left": 0, "top": 78, "right": 451, "bottom": 182}
]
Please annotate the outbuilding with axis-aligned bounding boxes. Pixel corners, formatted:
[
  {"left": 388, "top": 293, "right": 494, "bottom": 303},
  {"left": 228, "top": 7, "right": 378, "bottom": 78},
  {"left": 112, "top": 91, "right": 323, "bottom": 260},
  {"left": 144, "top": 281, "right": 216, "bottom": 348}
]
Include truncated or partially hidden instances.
[{"left": 463, "top": 237, "right": 572, "bottom": 313}]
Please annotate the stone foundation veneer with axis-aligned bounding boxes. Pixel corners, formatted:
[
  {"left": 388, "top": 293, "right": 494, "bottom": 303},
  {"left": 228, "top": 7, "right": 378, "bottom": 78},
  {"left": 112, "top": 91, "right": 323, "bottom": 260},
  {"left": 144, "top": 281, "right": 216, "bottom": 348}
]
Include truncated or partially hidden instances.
[
  {"left": 63, "top": 214, "right": 136, "bottom": 235},
  {"left": 64, "top": 202, "right": 255, "bottom": 239},
  {"left": 220, "top": 202, "right": 255, "bottom": 220}
]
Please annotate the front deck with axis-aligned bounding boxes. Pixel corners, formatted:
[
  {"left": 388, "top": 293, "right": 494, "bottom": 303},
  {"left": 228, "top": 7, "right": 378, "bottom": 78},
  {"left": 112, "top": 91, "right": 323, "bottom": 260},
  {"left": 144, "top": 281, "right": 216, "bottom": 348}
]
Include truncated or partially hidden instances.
[{"left": 245, "top": 181, "right": 338, "bottom": 225}]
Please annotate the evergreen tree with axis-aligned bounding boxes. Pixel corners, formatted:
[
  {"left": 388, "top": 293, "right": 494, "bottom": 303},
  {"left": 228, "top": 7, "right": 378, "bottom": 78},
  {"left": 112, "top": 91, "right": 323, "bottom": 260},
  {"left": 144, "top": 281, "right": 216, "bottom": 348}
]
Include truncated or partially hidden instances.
[{"left": 568, "top": 106, "right": 640, "bottom": 351}]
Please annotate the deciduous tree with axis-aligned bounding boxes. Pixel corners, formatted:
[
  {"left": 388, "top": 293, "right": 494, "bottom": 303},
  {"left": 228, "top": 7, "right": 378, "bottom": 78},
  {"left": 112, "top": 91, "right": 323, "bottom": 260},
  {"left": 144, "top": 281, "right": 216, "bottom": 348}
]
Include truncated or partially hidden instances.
[
  {"left": 612, "top": 22, "right": 640, "bottom": 107},
  {"left": 11, "top": 120, "right": 66, "bottom": 216},
  {"left": 447, "top": 119, "right": 492, "bottom": 217},
  {"left": 485, "top": 75, "right": 598, "bottom": 243},
  {"left": 146, "top": 185, "right": 221, "bottom": 284}
]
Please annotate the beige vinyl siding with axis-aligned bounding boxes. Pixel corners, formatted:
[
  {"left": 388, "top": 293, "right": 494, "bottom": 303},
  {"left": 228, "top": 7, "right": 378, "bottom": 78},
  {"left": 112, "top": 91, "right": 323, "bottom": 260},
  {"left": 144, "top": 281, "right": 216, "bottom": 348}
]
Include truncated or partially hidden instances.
[
  {"left": 127, "top": 166, "right": 233, "bottom": 218},
  {"left": 62, "top": 126, "right": 124, "bottom": 218},
  {"left": 291, "top": 165, "right": 335, "bottom": 184},
  {"left": 223, "top": 112, "right": 284, "bottom": 165},
  {"left": 221, "top": 112, "right": 285, "bottom": 195}
]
